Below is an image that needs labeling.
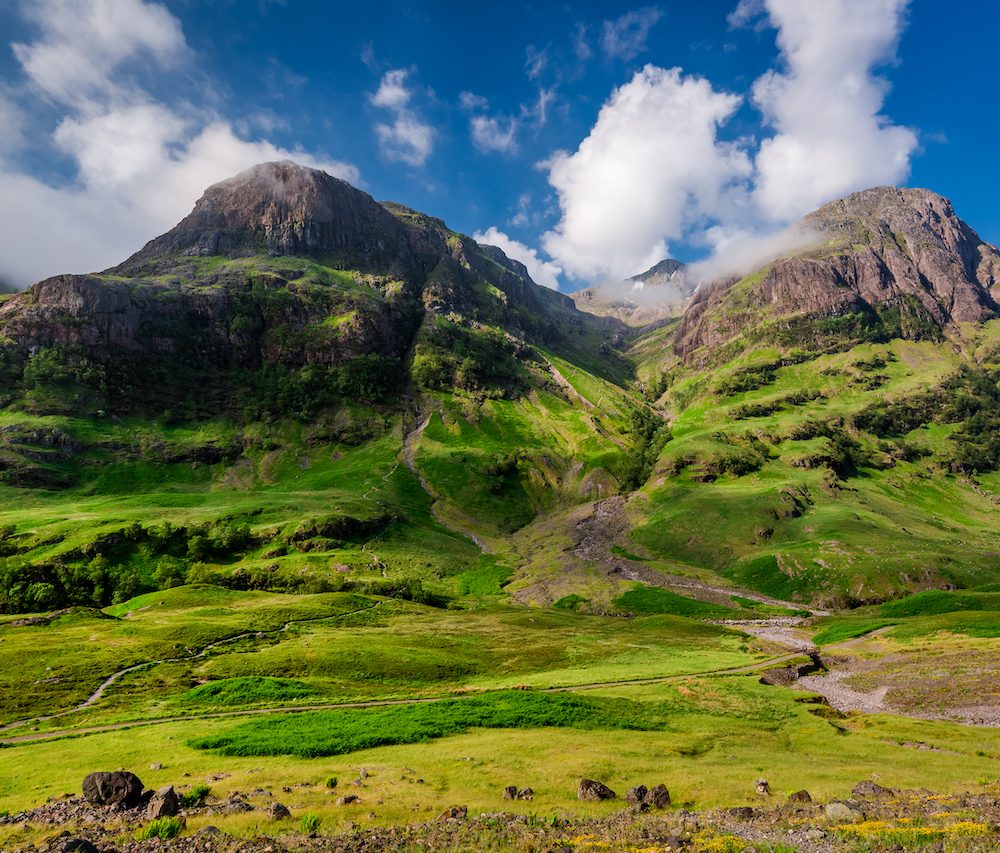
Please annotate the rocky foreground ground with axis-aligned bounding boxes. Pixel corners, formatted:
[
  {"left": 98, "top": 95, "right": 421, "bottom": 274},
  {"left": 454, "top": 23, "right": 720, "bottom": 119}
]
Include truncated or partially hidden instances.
[{"left": 3, "top": 771, "right": 999, "bottom": 852}]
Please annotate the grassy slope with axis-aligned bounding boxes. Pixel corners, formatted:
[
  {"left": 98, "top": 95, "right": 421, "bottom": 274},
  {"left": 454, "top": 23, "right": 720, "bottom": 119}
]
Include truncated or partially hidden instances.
[{"left": 623, "top": 329, "right": 1000, "bottom": 605}]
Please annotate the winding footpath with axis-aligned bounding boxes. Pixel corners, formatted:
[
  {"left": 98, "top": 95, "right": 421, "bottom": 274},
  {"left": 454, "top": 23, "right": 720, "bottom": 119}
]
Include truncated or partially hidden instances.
[
  {"left": 0, "top": 600, "right": 384, "bottom": 736},
  {"left": 0, "top": 641, "right": 813, "bottom": 747}
]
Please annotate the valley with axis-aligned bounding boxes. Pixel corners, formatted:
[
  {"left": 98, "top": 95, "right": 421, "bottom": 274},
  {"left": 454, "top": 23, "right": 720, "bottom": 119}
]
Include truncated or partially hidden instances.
[{"left": 1, "top": 164, "right": 999, "bottom": 851}]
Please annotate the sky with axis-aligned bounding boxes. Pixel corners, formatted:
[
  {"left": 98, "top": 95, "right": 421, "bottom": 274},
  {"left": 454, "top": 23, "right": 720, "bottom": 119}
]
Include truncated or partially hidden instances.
[{"left": 0, "top": 0, "right": 997, "bottom": 292}]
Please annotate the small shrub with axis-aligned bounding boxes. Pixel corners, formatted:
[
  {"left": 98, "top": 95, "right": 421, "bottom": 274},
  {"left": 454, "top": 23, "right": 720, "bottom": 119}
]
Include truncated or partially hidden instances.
[
  {"left": 180, "top": 782, "right": 210, "bottom": 808},
  {"left": 300, "top": 812, "right": 321, "bottom": 833},
  {"left": 325, "top": 775, "right": 338, "bottom": 789},
  {"left": 136, "top": 817, "right": 183, "bottom": 840}
]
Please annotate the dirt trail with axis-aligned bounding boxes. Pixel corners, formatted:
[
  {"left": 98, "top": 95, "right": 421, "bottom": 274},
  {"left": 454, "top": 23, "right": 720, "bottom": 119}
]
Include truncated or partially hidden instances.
[
  {"left": 0, "top": 601, "right": 384, "bottom": 735},
  {"left": 400, "top": 403, "right": 490, "bottom": 552}
]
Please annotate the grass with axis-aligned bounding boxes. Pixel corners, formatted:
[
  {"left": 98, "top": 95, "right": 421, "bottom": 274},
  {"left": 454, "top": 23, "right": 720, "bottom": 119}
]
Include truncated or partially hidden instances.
[
  {"left": 613, "top": 584, "right": 734, "bottom": 619},
  {"left": 181, "top": 676, "right": 319, "bottom": 706},
  {"left": 189, "top": 691, "right": 679, "bottom": 758},
  {"left": 0, "top": 589, "right": 760, "bottom": 731}
]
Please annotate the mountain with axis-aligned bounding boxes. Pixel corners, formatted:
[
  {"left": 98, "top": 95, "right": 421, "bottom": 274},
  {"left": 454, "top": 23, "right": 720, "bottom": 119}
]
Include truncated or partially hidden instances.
[
  {"left": 675, "top": 187, "right": 1000, "bottom": 362},
  {"left": 1, "top": 167, "right": 999, "bottom": 617},
  {"left": 571, "top": 258, "right": 693, "bottom": 326},
  {"left": 0, "top": 161, "right": 626, "bottom": 418}
]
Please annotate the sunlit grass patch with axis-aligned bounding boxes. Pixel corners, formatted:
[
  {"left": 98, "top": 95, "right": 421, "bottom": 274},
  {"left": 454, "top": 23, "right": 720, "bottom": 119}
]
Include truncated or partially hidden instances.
[{"left": 190, "top": 691, "right": 677, "bottom": 758}]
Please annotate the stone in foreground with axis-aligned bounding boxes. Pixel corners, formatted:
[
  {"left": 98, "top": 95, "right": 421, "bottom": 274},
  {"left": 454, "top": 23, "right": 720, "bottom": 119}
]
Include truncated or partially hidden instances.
[
  {"left": 578, "top": 779, "right": 616, "bottom": 801},
  {"left": 81, "top": 771, "right": 144, "bottom": 808}
]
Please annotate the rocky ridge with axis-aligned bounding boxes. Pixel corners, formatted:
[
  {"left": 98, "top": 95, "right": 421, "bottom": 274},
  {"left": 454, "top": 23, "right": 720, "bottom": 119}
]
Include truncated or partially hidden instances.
[
  {"left": 675, "top": 186, "right": 1000, "bottom": 361},
  {"left": 0, "top": 161, "right": 613, "bottom": 417}
]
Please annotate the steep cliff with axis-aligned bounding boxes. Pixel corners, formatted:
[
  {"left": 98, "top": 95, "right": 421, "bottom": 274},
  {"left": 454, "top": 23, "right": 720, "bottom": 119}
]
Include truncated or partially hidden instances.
[{"left": 674, "top": 187, "right": 1000, "bottom": 361}]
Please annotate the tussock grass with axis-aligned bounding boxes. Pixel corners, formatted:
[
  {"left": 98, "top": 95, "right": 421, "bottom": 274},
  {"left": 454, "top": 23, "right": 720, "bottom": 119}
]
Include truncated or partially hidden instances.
[{"left": 190, "top": 691, "right": 675, "bottom": 758}]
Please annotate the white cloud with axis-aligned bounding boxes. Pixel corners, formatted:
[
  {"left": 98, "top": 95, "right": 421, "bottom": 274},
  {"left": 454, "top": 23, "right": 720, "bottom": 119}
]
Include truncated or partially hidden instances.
[
  {"left": 749, "top": 0, "right": 917, "bottom": 221},
  {"left": 474, "top": 226, "right": 563, "bottom": 290},
  {"left": 601, "top": 7, "right": 663, "bottom": 62},
  {"left": 0, "top": 0, "right": 358, "bottom": 287},
  {"left": 573, "top": 23, "right": 593, "bottom": 62},
  {"left": 525, "top": 45, "right": 548, "bottom": 80},
  {"left": 510, "top": 193, "right": 532, "bottom": 227},
  {"left": 458, "top": 91, "right": 489, "bottom": 111},
  {"left": 541, "top": 65, "right": 750, "bottom": 281},
  {"left": 470, "top": 115, "right": 519, "bottom": 154},
  {"left": 370, "top": 68, "right": 434, "bottom": 167},
  {"left": 541, "top": 0, "right": 920, "bottom": 287},
  {"left": 371, "top": 68, "right": 412, "bottom": 110},
  {"left": 12, "top": 0, "right": 186, "bottom": 104}
]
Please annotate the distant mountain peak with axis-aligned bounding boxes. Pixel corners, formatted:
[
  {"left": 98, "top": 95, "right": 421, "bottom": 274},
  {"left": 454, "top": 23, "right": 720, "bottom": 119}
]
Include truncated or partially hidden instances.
[
  {"left": 571, "top": 258, "right": 693, "bottom": 326},
  {"left": 628, "top": 258, "right": 686, "bottom": 286}
]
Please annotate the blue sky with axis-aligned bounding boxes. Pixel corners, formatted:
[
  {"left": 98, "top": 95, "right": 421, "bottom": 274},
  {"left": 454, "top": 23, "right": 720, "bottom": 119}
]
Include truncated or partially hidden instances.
[{"left": 0, "top": 0, "right": 997, "bottom": 291}]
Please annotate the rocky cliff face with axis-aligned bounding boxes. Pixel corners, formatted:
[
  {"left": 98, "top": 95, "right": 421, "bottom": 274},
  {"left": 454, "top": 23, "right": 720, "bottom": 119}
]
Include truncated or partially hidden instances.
[
  {"left": 114, "top": 161, "right": 423, "bottom": 276},
  {"left": 0, "top": 161, "right": 616, "bottom": 414},
  {"left": 675, "top": 187, "right": 1000, "bottom": 361}
]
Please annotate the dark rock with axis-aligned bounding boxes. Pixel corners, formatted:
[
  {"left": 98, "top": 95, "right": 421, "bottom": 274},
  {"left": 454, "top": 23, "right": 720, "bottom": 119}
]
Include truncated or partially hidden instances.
[
  {"left": 516, "top": 787, "right": 534, "bottom": 801},
  {"left": 336, "top": 796, "right": 359, "bottom": 806},
  {"left": 268, "top": 802, "right": 291, "bottom": 820},
  {"left": 674, "top": 187, "right": 1000, "bottom": 362},
  {"left": 197, "top": 826, "right": 222, "bottom": 836},
  {"left": 56, "top": 841, "right": 99, "bottom": 853},
  {"left": 578, "top": 779, "right": 616, "bottom": 801},
  {"left": 755, "top": 779, "right": 771, "bottom": 796},
  {"left": 145, "top": 785, "right": 179, "bottom": 820},
  {"left": 852, "top": 781, "right": 893, "bottom": 799},
  {"left": 438, "top": 805, "right": 468, "bottom": 821},
  {"left": 625, "top": 785, "right": 648, "bottom": 805},
  {"left": 81, "top": 771, "right": 144, "bottom": 808},
  {"left": 725, "top": 806, "right": 756, "bottom": 820},
  {"left": 221, "top": 795, "right": 253, "bottom": 814},
  {"left": 787, "top": 789, "right": 812, "bottom": 805},
  {"left": 646, "top": 784, "right": 671, "bottom": 809},
  {"left": 502, "top": 785, "right": 518, "bottom": 800}
]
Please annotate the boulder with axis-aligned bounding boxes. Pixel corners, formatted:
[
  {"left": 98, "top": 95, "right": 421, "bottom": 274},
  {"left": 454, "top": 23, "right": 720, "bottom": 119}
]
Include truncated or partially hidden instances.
[
  {"left": 516, "top": 787, "right": 534, "bottom": 801},
  {"left": 268, "top": 802, "right": 291, "bottom": 820},
  {"left": 56, "top": 841, "right": 99, "bottom": 853},
  {"left": 787, "top": 789, "right": 812, "bottom": 805},
  {"left": 578, "top": 779, "right": 616, "bottom": 801},
  {"left": 145, "top": 786, "right": 179, "bottom": 820},
  {"left": 82, "top": 771, "right": 144, "bottom": 808},
  {"left": 625, "top": 785, "right": 648, "bottom": 805},
  {"left": 725, "top": 806, "right": 756, "bottom": 820},
  {"left": 852, "top": 781, "right": 892, "bottom": 799},
  {"left": 221, "top": 795, "right": 253, "bottom": 814},
  {"left": 502, "top": 785, "right": 518, "bottom": 800},
  {"left": 438, "top": 805, "right": 468, "bottom": 821},
  {"left": 755, "top": 779, "right": 771, "bottom": 796},
  {"left": 336, "top": 795, "right": 359, "bottom": 806},
  {"left": 646, "top": 784, "right": 671, "bottom": 809},
  {"left": 825, "top": 801, "right": 863, "bottom": 821}
]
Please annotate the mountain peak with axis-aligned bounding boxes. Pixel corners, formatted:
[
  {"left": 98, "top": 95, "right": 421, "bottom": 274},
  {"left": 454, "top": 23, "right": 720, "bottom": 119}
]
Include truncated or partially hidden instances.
[
  {"left": 628, "top": 258, "right": 686, "bottom": 286},
  {"left": 112, "top": 160, "right": 411, "bottom": 275},
  {"left": 675, "top": 185, "right": 1000, "bottom": 361}
]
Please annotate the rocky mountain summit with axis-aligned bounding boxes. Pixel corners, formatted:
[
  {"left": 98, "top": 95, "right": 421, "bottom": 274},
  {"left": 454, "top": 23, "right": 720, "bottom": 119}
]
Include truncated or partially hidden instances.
[
  {"left": 571, "top": 257, "right": 693, "bottom": 326},
  {"left": 675, "top": 186, "right": 1000, "bottom": 361},
  {"left": 0, "top": 162, "right": 611, "bottom": 417}
]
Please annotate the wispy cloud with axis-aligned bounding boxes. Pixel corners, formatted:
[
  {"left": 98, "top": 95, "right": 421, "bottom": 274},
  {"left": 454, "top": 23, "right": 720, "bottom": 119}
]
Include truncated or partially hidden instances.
[
  {"left": 600, "top": 7, "right": 663, "bottom": 62},
  {"left": 371, "top": 67, "right": 435, "bottom": 167}
]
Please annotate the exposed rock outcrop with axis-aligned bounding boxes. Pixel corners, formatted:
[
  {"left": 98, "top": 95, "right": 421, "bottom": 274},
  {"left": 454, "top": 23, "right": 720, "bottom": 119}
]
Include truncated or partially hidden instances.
[{"left": 675, "top": 187, "right": 1000, "bottom": 361}]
